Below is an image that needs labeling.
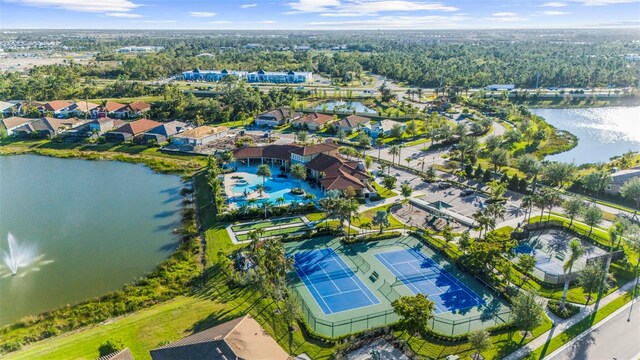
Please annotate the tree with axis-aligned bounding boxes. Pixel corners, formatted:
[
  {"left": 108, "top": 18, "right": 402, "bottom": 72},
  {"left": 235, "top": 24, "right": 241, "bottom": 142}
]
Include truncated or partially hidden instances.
[
  {"left": 400, "top": 183, "right": 413, "bottom": 201},
  {"left": 459, "top": 231, "right": 471, "bottom": 253},
  {"left": 625, "top": 227, "right": 640, "bottom": 303},
  {"left": 579, "top": 261, "right": 610, "bottom": 304},
  {"left": 562, "top": 197, "right": 584, "bottom": 227},
  {"left": 290, "top": 163, "right": 306, "bottom": 188},
  {"left": 379, "top": 83, "right": 394, "bottom": 102},
  {"left": 582, "top": 170, "right": 611, "bottom": 196},
  {"left": 383, "top": 175, "right": 397, "bottom": 194},
  {"left": 281, "top": 289, "right": 302, "bottom": 332},
  {"left": 521, "top": 195, "right": 534, "bottom": 223},
  {"left": 425, "top": 165, "right": 438, "bottom": 182},
  {"left": 468, "top": 329, "right": 491, "bottom": 360},
  {"left": 375, "top": 138, "right": 384, "bottom": 161},
  {"left": 582, "top": 205, "right": 603, "bottom": 237},
  {"left": 458, "top": 136, "right": 480, "bottom": 164},
  {"left": 560, "top": 239, "right": 584, "bottom": 310},
  {"left": 621, "top": 178, "right": 640, "bottom": 208},
  {"left": 391, "top": 294, "right": 435, "bottom": 339},
  {"left": 484, "top": 135, "right": 502, "bottom": 152},
  {"left": 296, "top": 130, "right": 309, "bottom": 144},
  {"left": 98, "top": 339, "right": 124, "bottom": 357},
  {"left": 387, "top": 145, "right": 401, "bottom": 166},
  {"left": 517, "top": 254, "right": 537, "bottom": 285},
  {"left": 372, "top": 210, "right": 390, "bottom": 234},
  {"left": 542, "top": 162, "right": 575, "bottom": 189},
  {"left": 489, "top": 148, "right": 510, "bottom": 173},
  {"left": 512, "top": 291, "right": 544, "bottom": 340},
  {"left": 319, "top": 194, "right": 339, "bottom": 231},
  {"left": 357, "top": 132, "right": 371, "bottom": 147},
  {"left": 339, "top": 198, "right": 360, "bottom": 239},
  {"left": 256, "top": 164, "right": 271, "bottom": 188}
]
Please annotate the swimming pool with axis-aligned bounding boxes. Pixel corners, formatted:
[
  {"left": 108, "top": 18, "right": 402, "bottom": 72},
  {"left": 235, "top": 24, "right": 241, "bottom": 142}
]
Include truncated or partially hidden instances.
[{"left": 226, "top": 165, "right": 323, "bottom": 207}]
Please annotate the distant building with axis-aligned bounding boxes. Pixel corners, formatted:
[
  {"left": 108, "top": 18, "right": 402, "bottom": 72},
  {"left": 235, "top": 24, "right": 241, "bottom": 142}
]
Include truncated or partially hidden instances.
[
  {"left": 182, "top": 68, "right": 248, "bottom": 82},
  {"left": 0, "top": 101, "right": 20, "bottom": 117},
  {"left": 1, "top": 116, "right": 34, "bottom": 136},
  {"left": 13, "top": 117, "right": 85, "bottom": 138},
  {"left": 624, "top": 54, "right": 640, "bottom": 62},
  {"left": 363, "top": 119, "right": 406, "bottom": 138},
  {"left": 105, "top": 119, "right": 161, "bottom": 143},
  {"left": 247, "top": 70, "right": 312, "bottom": 84},
  {"left": 484, "top": 84, "right": 515, "bottom": 91},
  {"left": 68, "top": 101, "right": 100, "bottom": 117},
  {"left": 254, "top": 107, "right": 302, "bottom": 127},
  {"left": 113, "top": 101, "right": 151, "bottom": 119},
  {"left": 99, "top": 100, "right": 128, "bottom": 117},
  {"left": 291, "top": 112, "right": 334, "bottom": 131},
  {"left": 39, "top": 100, "right": 73, "bottom": 116},
  {"left": 607, "top": 167, "right": 640, "bottom": 194},
  {"left": 149, "top": 315, "right": 289, "bottom": 360},
  {"left": 171, "top": 125, "right": 229, "bottom": 147},
  {"left": 117, "top": 46, "right": 163, "bottom": 53},
  {"left": 61, "top": 117, "right": 126, "bottom": 142},
  {"left": 333, "top": 114, "right": 371, "bottom": 133}
]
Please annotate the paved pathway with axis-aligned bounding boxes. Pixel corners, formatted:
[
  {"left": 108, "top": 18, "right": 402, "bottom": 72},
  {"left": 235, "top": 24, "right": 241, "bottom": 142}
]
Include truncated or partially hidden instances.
[{"left": 502, "top": 279, "right": 639, "bottom": 360}]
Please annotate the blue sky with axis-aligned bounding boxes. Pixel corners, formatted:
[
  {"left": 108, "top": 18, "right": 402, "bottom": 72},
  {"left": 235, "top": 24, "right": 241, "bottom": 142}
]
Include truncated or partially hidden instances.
[{"left": 0, "top": 0, "right": 638, "bottom": 29}]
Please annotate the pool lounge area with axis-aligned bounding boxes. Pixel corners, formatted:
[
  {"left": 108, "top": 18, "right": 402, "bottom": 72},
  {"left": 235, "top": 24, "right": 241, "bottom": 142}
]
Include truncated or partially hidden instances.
[{"left": 224, "top": 164, "right": 324, "bottom": 208}]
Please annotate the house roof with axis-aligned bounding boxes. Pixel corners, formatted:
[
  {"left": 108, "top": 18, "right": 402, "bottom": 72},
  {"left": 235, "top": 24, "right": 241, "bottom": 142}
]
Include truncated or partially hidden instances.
[
  {"left": 289, "top": 141, "right": 339, "bottom": 156},
  {"left": 73, "top": 101, "right": 100, "bottom": 112},
  {"left": 126, "top": 101, "right": 151, "bottom": 112},
  {"left": 258, "top": 108, "right": 301, "bottom": 122},
  {"left": 113, "top": 119, "right": 162, "bottom": 136},
  {"left": 103, "top": 100, "right": 127, "bottom": 112},
  {"left": 0, "top": 101, "right": 16, "bottom": 111},
  {"left": 336, "top": 115, "right": 371, "bottom": 130},
  {"left": 371, "top": 119, "right": 404, "bottom": 133},
  {"left": 14, "top": 117, "right": 84, "bottom": 133},
  {"left": 611, "top": 167, "right": 640, "bottom": 185},
  {"left": 1, "top": 116, "right": 33, "bottom": 130},
  {"left": 173, "top": 125, "right": 228, "bottom": 140},
  {"left": 233, "top": 144, "right": 301, "bottom": 160},
  {"left": 306, "top": 153, "right": 369, "bottom": 191},
  {"left": 42, "top": 100, "right": 73, "bottom": 112},
  {"left": 146, "top": 121, "right": 189, "bottom": 137},
  {"left": 150, "top": 315, "right": 289, "bottom": 360},
  {"left": 97, "top": 348, "right": 134, "bottom": 360},
  {"left": 294, "top": 112, "right": 334, "bottom": 126}
]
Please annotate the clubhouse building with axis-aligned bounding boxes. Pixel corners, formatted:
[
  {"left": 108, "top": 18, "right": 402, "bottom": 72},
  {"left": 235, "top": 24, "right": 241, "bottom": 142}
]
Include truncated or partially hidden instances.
[{"left": 182, "top": 68, "right": 312, "bottom": 84}]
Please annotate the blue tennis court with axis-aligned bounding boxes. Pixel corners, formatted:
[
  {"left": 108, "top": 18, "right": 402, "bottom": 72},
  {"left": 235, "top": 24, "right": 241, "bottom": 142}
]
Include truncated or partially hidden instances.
[
  {"left": 293, "top": 248, "right": 380, "bottom": 315},
  {"left": 375, "top": 248, "right": 485, "bottom": 313}
]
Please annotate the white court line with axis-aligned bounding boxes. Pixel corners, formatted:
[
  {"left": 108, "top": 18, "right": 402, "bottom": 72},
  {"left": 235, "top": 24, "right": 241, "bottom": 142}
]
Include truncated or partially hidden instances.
[
  {"left": 294, "top": 261, "right": 335, "bottom": 315},
  {"left": 330, "top": 251, "right": 380, "bottom": 305},
  {"left": 322, "top": 288, "right": 366, "bottom": 299}
]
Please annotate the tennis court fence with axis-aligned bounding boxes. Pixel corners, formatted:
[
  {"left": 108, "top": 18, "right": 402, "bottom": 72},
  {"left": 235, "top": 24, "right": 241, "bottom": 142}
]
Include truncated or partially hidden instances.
[
  {"left": 292, "top": 285, "right": 513, "bottom": 338},
  {"left": 351, "top": 253, "right": 371, "bottom": 274}
]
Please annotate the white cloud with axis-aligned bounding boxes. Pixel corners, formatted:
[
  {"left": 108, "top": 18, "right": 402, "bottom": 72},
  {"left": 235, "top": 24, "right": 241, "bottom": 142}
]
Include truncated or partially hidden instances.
[
  {"left": 241, "top": 3, "right": 257, "bottom": 8},
  {"left": 189, "top": 11, "right": 216, "bottom": 17},
  {"left": 210, "top": 20, "right": 232, "bottom": 24},
  {"left": 288, "top": 0, "right": 457, "bottom": 16},
  {"left": 106, "top": 12, "right": 142, "bottom": 18},
  {"left": 486, "top": 12, "right": 528, "bottom": 22},
  {"left": 539, "top": 10, "right": 571, "bottom": 15},
  {"left": 573, "top": 0, "right": 639, "bottom": 5},
  {"left": 260, "top": 20, "right": 276, "bottom": 23},
  {"left": 9, "top": 0, "right": 139, "bottom": 13},
  {"left": 492, "top": 12, "right": 517, "bottom": 17},
  {"left": 540, "top": 2, "right": 568, "bottom": 6},
  {"left": 307, "top": 14, "right": 469, "bottom": 29},
  {"left": 142, "top": 20, "right": 177, "bottom": 23}
]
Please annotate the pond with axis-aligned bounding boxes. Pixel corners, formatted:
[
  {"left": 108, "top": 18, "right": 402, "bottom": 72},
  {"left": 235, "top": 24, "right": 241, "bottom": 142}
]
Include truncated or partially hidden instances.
[
  {"left": 313, "top": 100, "right": 376, "bottom": 114},
  {"left": 0, "top": 155, "right": 183, "bottom": 326},
  {"left": 530, "top": 106, "right": 640, "bottom": 164}
]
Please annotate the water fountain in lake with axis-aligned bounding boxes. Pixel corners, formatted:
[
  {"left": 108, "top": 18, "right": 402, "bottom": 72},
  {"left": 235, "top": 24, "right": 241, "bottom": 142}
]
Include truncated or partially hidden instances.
[{"left": 2, "top": 233, "right": 38, "bottom": 276}]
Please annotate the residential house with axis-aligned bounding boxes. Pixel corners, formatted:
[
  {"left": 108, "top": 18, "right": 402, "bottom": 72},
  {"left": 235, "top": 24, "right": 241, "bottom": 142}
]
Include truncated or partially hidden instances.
[
  {"left": 149, "top": 315, "right": 289, "bottom": 360},
  {"left": 182, "top": 68, "right": 247, "bottom": 81},
  {"left": 98, "top": 348, "right": 134, "bottom": 360},
  {"left": 364, "top": 119, "right": 406, "bottom": 138},
  {"left": 141, "top": 120, "right": 189, "bottom": 143},
  {"left": 39, "top": 100, "right": 73, "bottom": 116},
  {"left": 254, "top": 107, "right": 302, "bottom": 127},
  {"left": 1, "top": 116, "right": 34, "bottom": 136},
  {"left": 104, "top": 119, "right": 161, "bottom": 143},
  {"left": 171, "top": 125, "right": 229, "bottom": 147},
  {"left": 333, "top": 114, "right": 371, "bottom": 133},
  {"left": 0, "top": 101, "right": 20, "bottom": 117},
  {"left": 99, "top": 100, "right": 127, "bottom": 117},
  {"left": 289, "top": 141, "right": 340, "bottom": 164},
  {"left": 69, "top": 101, "right": 100, "bottom": 118},
  {"left": 61, "top": 117, "right": 125, "bottom": 142},
  {"left": 113, "top": 101, "right": 151, "bottom": 119},
  {"left": 291, "top": 112, "right": 334, "bottom": 131},
  {"left": 246, "top": 70, "right": 312, "bottom": 84},
  {"left": 13, "top": 117, "right": 85, "bottom": 138},
  {"left": 607, "top": 167, "right": 640, "bottom": 194}
]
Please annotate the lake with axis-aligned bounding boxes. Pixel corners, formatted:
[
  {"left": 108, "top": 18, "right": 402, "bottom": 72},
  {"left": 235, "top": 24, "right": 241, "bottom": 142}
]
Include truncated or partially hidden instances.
[
  {"left": 314, "top": 100, "right": 376, "bottom": 114},
  {"left": 0, "top": 155, "right": 183, "bottom": 326},
  {"left": 530, "top": 106, "right": 640, "bottom": 164}
]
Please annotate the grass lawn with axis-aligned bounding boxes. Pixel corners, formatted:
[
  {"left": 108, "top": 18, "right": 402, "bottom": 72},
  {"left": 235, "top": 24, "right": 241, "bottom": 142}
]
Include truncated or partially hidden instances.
[
  {"left": 370, "top": 181, "right": 398, "bottom": 198},
  {"left": 236, "top": 224, "right": 310, "bottom": 241},
  {"left": 352, "top": 203, "right": 404, "bottom": 230},
  {"left": 524, "top": 290, "right": 636, "bottom": 359},
  {"left": 3, "top": 297, "right": 224, "bottom": 360},
  {"left": 231, "top": 217, "right": 304, "bottom": 232}
]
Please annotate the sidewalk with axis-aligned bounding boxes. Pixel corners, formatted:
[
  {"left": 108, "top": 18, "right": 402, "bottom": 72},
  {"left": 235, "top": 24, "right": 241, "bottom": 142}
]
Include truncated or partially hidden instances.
[{"left": 502, "top": 278, "right": 639, "bottom": 360}]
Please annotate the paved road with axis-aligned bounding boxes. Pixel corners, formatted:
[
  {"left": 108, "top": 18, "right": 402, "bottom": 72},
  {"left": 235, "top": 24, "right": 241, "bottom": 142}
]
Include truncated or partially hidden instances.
[{"left": 546, "top": 299, "right": 640, "bottom": 360}]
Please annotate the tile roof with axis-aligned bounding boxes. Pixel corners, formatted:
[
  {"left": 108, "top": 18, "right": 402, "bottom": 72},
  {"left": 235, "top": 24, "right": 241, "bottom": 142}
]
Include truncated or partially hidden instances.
[
  {"left": 97, "top": 348, "right": 134, "bottom": 360},
  {"left": 306, "top": 153, "right": 369, "bottom": 191},
  {"left": 126, "top": 101, "right": 151, "bottom": 112},
  {"left": 258, "top": 107, "right": 301, "bottom": 122},
  {"left": 73, "top": 101, "right": 100, "bottom": 112},
  {"left": 150, "top": 315, "right": 289, "bottom": 360},
  {"left": 103, "top": 100, "right": 127, "bottom": 112},
  {"left": 146, "top": 121, "right": 189, "bottom": 136},
  {"left": 336, "top": 115, "right": 371, "bottom": 130},
  {"left": 113, "top": 119, "right": 162, "bottom": 136},
  {"left": 0, "top": 101, "right": 16, "bottom": 111},
  {"left": 42, "top": 100, "right": 73, "bottom": 112},
  {"left": 289, "top": 141, "right": 339, "bottom": 156},
  {"left": 295, "top": 112, "right": 334, "bottom": 126},
  {"left": 233, "top": 144, "right": 301, "bottom": 160},
  {"left": 1, "top": 116, "right": 33, "bottom": 130},
  {"left": 173, "top": 125, "right": 228, "bottom": 140}
]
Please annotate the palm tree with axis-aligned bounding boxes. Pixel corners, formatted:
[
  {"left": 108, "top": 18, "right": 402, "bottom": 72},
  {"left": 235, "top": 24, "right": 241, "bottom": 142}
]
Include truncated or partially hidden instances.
[
  {"left": 290, "top": 163, "right": 307, "bottom": 188},
  {"left": 417, "top": 158, "right": 427, "bottom": 174},
  {"left": 388, "top": 145, "right": 400, "bottom": 167},
  {"left": 263, "top": 200, "right": 272, "bottom": 218},
  {"left": 375, "top": 138, "right": 384, "bottom": 162},
  {"left": 275, "top": 196, "right": 285, "bottom": 207},
  {"left": 340, "top": 199, "right": 360, "bottom": 239},
  {"left": 256, "top": 164, "right": 271, "bottom": 188},
  {"left": 247, "top": 198, "right": 257, "bottom": 208},
  {"left": 521, "top": 195, "right": 534, "bottom": 223},
  {"left": 405, "top": 157, "right": 412, "bottom": 168},
  {"left": 255, "top": 183, "right": 265, "bottom": 197},
  {"left": 360, "top": 221, "right": 373, "bottom": 236},
  {"left": 560, "top": 239, "right": 584, "bottom": 310}
]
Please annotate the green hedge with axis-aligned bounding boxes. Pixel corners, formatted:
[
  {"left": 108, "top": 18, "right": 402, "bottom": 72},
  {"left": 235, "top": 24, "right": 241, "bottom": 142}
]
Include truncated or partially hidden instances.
[
  {"left": 341, "top": 231, "right": 403, "bottom": 244},
  {"left": 546, "top": 300, "right": 581, "bottom": 319}
]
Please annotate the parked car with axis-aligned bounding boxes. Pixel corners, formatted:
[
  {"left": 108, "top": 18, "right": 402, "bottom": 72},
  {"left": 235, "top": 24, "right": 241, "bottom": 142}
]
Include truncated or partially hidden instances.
[
  {"left": 438, "top": 182, "right": 451, "bottom": 189},
  {"left": 460, "top": 189, "right": 474, "bottom": 197}
]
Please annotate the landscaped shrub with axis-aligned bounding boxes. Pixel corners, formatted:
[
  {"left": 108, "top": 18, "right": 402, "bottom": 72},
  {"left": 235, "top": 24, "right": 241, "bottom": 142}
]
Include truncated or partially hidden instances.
[
  {"left": 341, "top": 231, "right": 403, "bottom": 244},
  {"left": 547, "top": 300, "right": 580, "bottom": 319}
]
